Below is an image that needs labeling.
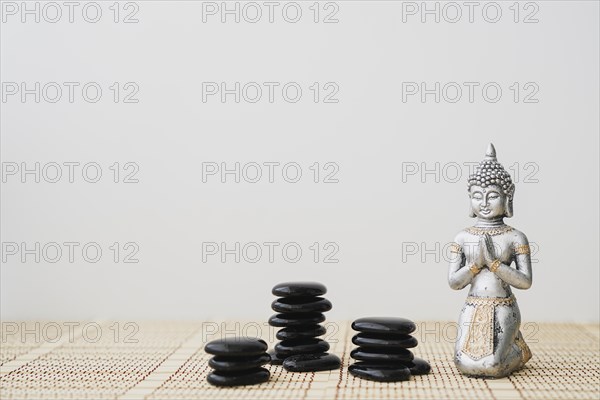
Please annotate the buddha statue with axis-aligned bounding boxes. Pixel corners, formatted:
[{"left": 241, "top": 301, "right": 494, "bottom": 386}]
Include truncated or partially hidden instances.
[{"left": 448, "top": 143, "right": 533, "bottom": 378}]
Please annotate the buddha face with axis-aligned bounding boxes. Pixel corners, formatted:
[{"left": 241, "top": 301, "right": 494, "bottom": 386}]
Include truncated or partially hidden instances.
[{"left": 469, "top": 185, "right": 506, "bottom": 219}]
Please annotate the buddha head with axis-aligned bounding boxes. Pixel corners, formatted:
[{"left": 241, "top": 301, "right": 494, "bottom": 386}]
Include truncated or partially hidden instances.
[{"left": 467, "top": 144, "right": 515, "bottom": 219}]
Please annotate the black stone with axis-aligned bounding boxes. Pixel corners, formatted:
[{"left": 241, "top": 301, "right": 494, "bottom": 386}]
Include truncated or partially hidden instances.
[
  {"left": 276, "top": 325, "right": 327, "bottom": 340},
  {"left": 275, "top": 338, "right": 330, "bottom": 356},
  {"left": 348, "top": 362, "right": 411, "bottom": 382},
  {"left": 404, "top": 357, "right": 431, "bottom": 375},
  {"left": 267, "top": 350, "right": 286, "bottom": 365},
  {"left": 272, "top": 297, "right": 332, "bottom": 313},
  {"left": 351, "top": 317, "right": 416, "bottom": 335},
  {"left": 268, "top": 313, "right": 326, "bottom": 327},
  {"left": 272, "top": 282, "right": 327, "bottom": 297},
  {"left": 352, "top": 333, "right": 418, "bottom": 349},
  {"left": 207, "top": 367, "right": 270, "bottom": 387},
  {"left": 350, "top": 347, "right": 414, "bottom": 363},
  {"left": 208, "top": 353, "right": 271, "bottom": 372},
  {"left": 204, "top": 337, "right": 268, "bottom": 357},
  {"left": 283, "top": 353, "right": 341, "bottom": 372}
]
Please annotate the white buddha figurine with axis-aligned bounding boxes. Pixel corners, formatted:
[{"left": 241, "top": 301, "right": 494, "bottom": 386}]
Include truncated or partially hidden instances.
[{"left": 448, "top": 143, "right": 532, "bottom": 378}]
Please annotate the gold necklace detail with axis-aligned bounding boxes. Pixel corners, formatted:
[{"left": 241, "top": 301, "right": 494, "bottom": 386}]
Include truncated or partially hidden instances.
[{"left": 464, "top": 225, "right": 514, "bottom": 236}]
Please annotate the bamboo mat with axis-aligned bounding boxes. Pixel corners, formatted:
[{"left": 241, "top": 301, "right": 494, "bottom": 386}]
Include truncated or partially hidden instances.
[{"left": 1, "top": 321, "right": 598, "bottom": 400}]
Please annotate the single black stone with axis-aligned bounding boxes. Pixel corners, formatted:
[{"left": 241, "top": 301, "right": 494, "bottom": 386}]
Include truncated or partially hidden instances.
[
  {"left": 208, "top": 353, "right": 271, "bottom": 372},
  {"left": 204, "top": 337, "right": 268, "bottom": 357},
  {"left": 275, "top": 338, "right": 330, "bottom": 356},
  {"left": 351, "top": 317, "right": 416, "bottom": 335},
  {"left": 206, "top": 367, "right": 270, "bottom": 387},
  {"left": 348, "top": 362, "right": 411, "bottom": 382},
  {"left": 276, "top": 325, "right": 327, "bottom": 340},
  {"left": 350, "top": 347, "right": 414, "bottom": 363},
  {"left": 352, "top": 333, "right": 418, "bottom": 349},
  {"left": 283, "top": 353, "right": 341, "bottom": 372},
  {"left": 404, "top": 357, "right": 431, "bottom": 375},
  {"left": 267, "top": 350, "right": 286, "bottom": 365},
  {"left": 271, "top": 297, "right": 332, "bottom": 313},
  {"left": 268, "top": 313, "right": 326, "bottom": 327},
  {"left": 272, "top": 282, "right": 327, "bottom": 297}
]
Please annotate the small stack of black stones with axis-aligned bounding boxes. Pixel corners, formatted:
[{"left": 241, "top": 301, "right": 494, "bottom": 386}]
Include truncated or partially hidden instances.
[
  {"left": 204, "top": 337, "right": 271, "bottom": 386},
  {"left": 268, "top": 282, "right": 341, "bottom": 372},
  {"left": 348, "top": 317, "right": 431, "bottom": 382}
]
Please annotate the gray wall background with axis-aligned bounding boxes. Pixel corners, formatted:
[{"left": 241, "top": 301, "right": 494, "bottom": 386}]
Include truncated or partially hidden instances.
[{"left": 1, "top": 1, "right": 598, "bottom": 322}]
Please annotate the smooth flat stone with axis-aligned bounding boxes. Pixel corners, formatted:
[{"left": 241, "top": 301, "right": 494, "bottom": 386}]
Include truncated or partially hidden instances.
[
  {"left": 348, "top": 362, "right": 411, "bottom": 382},
  {"left": 350, "top": 347, "right": 414, "bottom": 362},
  {"left": 275, "top": 338, "right": 330, "bottom": 356},
  {"left": 208, "top": 353, "right": 270, "bottom": 372},
  {"left": 276, "top": 325, "right": 327, "bottom": 340},
  {"left": 351, "top": 317, "right": 416, "bottom": 334},
  {"left": 272, "top": 282, "right": 327, "bottom": 297},
  {"left": 272, "top": 297, "right": 332, "bottom": 313},
  {"left": 268, "top": 313, "right": 326, "bottom": 327},
  {"left": 404, "top": 357, "right": 431, "bottom": 375},
  {"left": 267, "top": 350, "right": 286, "bottom": 365},
  {"left": 352, "top": 333, "right": 418, "bottom": 349},
  {"left": 207, "top": 367, "right": 270, "bottom": 387},
  {"left": 283, "top": 353, "right": 341, "bottom": 372},
  {"left": 204, "top": 337, "right": 268, "bottom": 357}
]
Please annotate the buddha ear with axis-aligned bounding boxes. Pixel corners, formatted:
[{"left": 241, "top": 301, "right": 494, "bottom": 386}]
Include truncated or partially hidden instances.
[
  {"left": 468, "top": 204, "right": 477, "bottom": 218},
  {"left": 504, "top": 196, "right": 514, "bottom": 218}
]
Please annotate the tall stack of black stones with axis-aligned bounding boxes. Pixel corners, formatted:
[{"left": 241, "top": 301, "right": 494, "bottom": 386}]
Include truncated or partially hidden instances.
[
  {"left": 349, "top": 317, "right": 431, "bottom": 382},
  {"left": 268, "top": 282, "right": 341, "bottom": 372},
  {"left": 204, "top": 337, "right": 271, "bottom": 386}
]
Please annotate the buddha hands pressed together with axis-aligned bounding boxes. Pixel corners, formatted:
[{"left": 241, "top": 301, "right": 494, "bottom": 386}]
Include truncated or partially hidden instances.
[{"left": 448, "top": 144, "right": 533, "bottom": 378}]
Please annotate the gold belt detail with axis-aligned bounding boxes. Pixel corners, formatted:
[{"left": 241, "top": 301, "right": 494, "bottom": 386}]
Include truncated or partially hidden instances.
[{"left": 461, "top": 296, "right": 515, "bottom": 360}]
